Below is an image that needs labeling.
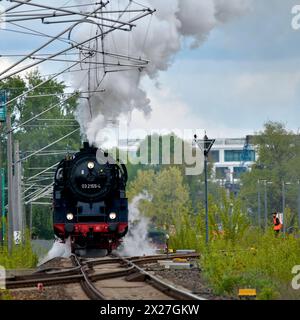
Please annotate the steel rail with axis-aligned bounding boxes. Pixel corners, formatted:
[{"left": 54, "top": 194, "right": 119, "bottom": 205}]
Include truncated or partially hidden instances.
[
  {"left": 5, "top": 253, "right": 205, "bottom": 301},
  {"left": 118, "top": 255, "right": 206, "bottom": 301}
]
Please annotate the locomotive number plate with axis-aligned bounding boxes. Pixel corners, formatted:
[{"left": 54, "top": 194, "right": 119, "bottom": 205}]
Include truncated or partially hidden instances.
[{"left": 81, "top": 184, "right": 101, "bottom": 189}]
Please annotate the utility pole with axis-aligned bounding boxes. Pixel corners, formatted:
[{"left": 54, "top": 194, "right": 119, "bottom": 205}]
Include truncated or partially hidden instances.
[
  {"left": 30, "top": 202, "right": 33, "bottom": 239},
  {"left": 282, "top": 182, "right": 286, "bottom": 236},
  {"left": 6, "top": 112, "right": 13, "bottom": 252},
  {"left": 194, "top": 133, "right": 215, "bottom": 245},
  {"left": 298, "top": 181, "right": 300, "bottom": 233},
  {"left": 0, "top": 146, "right": 2, "bottom": 243},
  {"left": 257, "top": 180, "right": 261, "bottom": 228},
  {"left": 0, "top": 169, "right": 4, "bottom": 243},
  {"left": 0, "top": 90, "right": 6, "bottom": 244},
  {"left": 14, "top": 140, "right": 23, "bottom": 244},
  {"left": 264, "top": 181, "right": 268, "bottom": 230}
]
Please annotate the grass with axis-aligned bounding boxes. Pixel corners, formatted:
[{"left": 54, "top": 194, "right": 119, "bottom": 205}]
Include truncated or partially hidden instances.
[
  {"left": 0, "top": 231, "right": 38, "bottom": 300},
  {"left": 169, "top": 196, "right": 300, "bottom": 300},
  {"left": 0, "top": 290, "right": 12, "bottom": 300},
  {"left": 199, "top": 230, "right": 300, "bottom": 300},
  {"left": 0, "top": 242, "right": 38, "bottom": 270},
  {"left": 0, "top": 231, "right": 38, "bottom": 269}
]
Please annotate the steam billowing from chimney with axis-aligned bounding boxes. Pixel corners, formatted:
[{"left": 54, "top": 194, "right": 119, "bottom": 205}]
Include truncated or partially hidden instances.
[{"left": 72, "top": 0, "right": 251, "bottom": 145}]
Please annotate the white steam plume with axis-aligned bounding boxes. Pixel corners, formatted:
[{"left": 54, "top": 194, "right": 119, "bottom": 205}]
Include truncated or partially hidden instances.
[
  {"left": 72, "top": 0, "right": 252, "bottom": 145},
  {"left": 38, "top": 238, "right": 71, "bottom": 266},
  {"left": 118, "top": 194, "right": 156, "bottom": 257}
]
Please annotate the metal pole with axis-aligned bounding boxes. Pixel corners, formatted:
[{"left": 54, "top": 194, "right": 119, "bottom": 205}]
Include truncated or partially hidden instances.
[
  {"left": 298, "top": 181, "right": 300, "bottom": 233},
  {"left": 0, "top": 169, "right": 4, "bottom": 243},
  {"left": 264, "top": 181, "right": 268, "bottom": 230},
  {"left": 0, "top": 100, "right": 3, "bottom": 244},
  {"left": 194, "top": 133, "right": 214, "bottom": 245},
  {"left": 257, "top": 181, "right": 261, "bottom": 228},
  {"left": 6, "top": 112, "right": 13, "bottom": 252},
  {"left": 14, "top": 140, "right": 24, "bottom": 242},
  {"left": 282, "top": 182, "right": 286, "bottom": 235},
  {"left": 204, "top": 153, "right": 209, "bottom": 244},
  {"left": 30, "top": 203, "right": 33, "bottom": 239}
]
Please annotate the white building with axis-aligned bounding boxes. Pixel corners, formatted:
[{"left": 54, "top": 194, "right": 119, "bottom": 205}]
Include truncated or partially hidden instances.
[
  {"left": 209, "top": 137, "right": 256, "bottom": 185},
  {"left": 118, "top": 136, "right": 256, "bottom": 186}
]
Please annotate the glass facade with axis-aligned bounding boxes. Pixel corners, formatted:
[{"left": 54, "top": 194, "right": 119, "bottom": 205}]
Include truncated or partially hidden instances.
[
  {"left": 233, "top": 167, "right": 247, "bottom": 178},
  {"left": 209, "top": 150, "right": 220, "bottom": 163},
  {"left": 224, "top": 150, "right": 255, "bottom": 162},
  {"left": 215, "top": 167, "right": 230, "bottom": 179}
]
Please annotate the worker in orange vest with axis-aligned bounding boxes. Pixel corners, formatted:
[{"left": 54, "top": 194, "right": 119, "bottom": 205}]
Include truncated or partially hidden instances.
[{"left": 272, "top": 212, "right": 282, "bottom": 236}]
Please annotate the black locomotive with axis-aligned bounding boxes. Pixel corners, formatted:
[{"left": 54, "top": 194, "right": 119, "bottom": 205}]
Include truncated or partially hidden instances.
[{"left": 53, "top": 142, "right": 128, "bottom": 255}]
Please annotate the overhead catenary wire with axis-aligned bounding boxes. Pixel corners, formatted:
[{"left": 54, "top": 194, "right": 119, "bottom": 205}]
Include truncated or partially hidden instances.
[
  {"left": 0, "top": 0, "right": 32, "bottom": 17},
  {"left": 5, "top": 57, "right": 89, "bottom": 107},
  {"left": 0, "top": 3, "right": 155, "bottom": 81},
  {"left": 27, "top": 162, "right": 60, "bottom": 182},
  {"left": 0, "top": 0, "right": 156, "bottom": 247},
  {"left": 10, "top": 2, "right": 102, "bottom": 15},
  {"left": 8, "top": 67, "right": 89, "bottom": 134},
  {"left": 0, "top": 2, "right": 109, "bottom": 79},
  {"left": 17, "top": 128, "right": 80, "bottom": 164}
]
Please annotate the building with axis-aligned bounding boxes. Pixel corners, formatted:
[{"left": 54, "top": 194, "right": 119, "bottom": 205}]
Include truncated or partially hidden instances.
[
  {"left": 209, "top": 137, "right": 256, "bottom": 186},
  {"left": 118, "top": 136, "right": 257, "bottom": 188}
]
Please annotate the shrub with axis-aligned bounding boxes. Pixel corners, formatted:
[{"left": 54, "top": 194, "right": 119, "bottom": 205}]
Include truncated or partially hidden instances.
[
  {"left": 170, "top": 196, "right": 300, "bottom": 300},
  {"left": 0, "top": 230, "right": 38, "bottom": 269}
]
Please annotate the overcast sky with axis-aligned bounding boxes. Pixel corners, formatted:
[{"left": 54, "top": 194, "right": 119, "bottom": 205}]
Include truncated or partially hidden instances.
[
  {"left": 1, "top": 1, "right": 300, "bottom": 139},
  {"left": 131, "top": 0, "right": 300, "bottom": 138}
]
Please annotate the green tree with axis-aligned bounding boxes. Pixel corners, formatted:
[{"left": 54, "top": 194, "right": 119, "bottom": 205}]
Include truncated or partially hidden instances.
[
  {"left": 239, "top": 121, "right": 300, "bottom": 229},
  {"left": 0, "top": 70, "right": 81, "bottom": 239},
  {"left": 128, "top": 166, "right": 192, "bottom": 229}
]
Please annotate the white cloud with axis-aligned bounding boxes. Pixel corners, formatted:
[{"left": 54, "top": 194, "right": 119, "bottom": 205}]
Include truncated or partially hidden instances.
[
  {"left": 156, "top": 58, "right": 300, "bottom": 134},
  {"left": 127, "top": 82, "right": 252, "bottom": 139}
]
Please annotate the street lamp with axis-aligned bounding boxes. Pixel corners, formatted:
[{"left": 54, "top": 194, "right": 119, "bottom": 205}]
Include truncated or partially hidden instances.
[
  {"left": 257, "top": 180, "right": 261, "bottom": 228},
  {"left": 282, "top": 182, "right": 292, "bottom": 236},
  {"left": 194, "top": 133, "right": 215, "bottom": 245},
  {"left": 264, "top": 181, "right": 273, "bottom": 229},
  {"left": 298, "top": 181, "right": 300, "bottom": 233}
]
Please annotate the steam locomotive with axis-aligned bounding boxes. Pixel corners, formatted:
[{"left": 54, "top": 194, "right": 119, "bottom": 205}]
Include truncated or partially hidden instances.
[{"left": 53, "top": 142, "right": 128, "bottom": 256}]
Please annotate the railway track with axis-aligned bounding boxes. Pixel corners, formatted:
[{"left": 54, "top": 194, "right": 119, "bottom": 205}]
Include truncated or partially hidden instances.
[{"left": 6, "top": 253, "right": 206, "bottom": 300}]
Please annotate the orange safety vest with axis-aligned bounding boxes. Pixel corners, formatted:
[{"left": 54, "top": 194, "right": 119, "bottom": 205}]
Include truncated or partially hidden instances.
[{"left": 273, "top": 217, "right": 282, "bottom": 231}]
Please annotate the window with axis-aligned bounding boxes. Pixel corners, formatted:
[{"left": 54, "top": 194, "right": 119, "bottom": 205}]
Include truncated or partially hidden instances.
[
  {"left": 215, "top": 167, "right": 230, "bottom": 179},
  {"left": 209, "top": 150, "right": 220, "bottom": 163},
  {"left": 233, "top": 167, "right": 247, "bottom": 178},
  {"left": 225, "top": 150, "right": 255, "bottom": 162}
]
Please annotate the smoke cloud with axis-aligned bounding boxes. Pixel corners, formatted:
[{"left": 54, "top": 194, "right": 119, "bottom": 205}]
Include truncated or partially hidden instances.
[
  {"left": 118, "top": 194, "right": 157, "bottom": 257},
  {"left": 38, "top": 238, "right": 71, "bottom": 266},
  {"left": 72, "top": 0, "right": 252, "bottom": 144}
]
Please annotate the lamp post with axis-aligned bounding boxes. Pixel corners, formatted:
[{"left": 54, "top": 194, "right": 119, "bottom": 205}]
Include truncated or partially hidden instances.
[
  {"left": 264, "top": 181, "right": 268, "bottom": 230},
  {"left": 259, "top": 180, "right": 272, "bottom": 230},
  {"left": 282, "top": 182, "right": 286, "bottom": 236},
  {"left": 281, "top": 181, "right": 292, "bottom": 235},
  {"left": 257, "top": 180, "right": 261, "bottom": 228},
  {"left": 194, "top": 133, "right": 215, "bottom": 245},
  {"left": 298, "top": 181, "right": 300, "bottom": 233}
]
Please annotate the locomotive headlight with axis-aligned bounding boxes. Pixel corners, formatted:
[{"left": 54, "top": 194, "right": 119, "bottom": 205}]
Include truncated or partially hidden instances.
[
  {"left": 109, "top": 212, "right": 117, "bottom": 220},
  {"left": 66, "top": 213, "right": 74, "bottom": 221},
  {"left": 87, "top": 161, "right": 95, "bottom": 169}
]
